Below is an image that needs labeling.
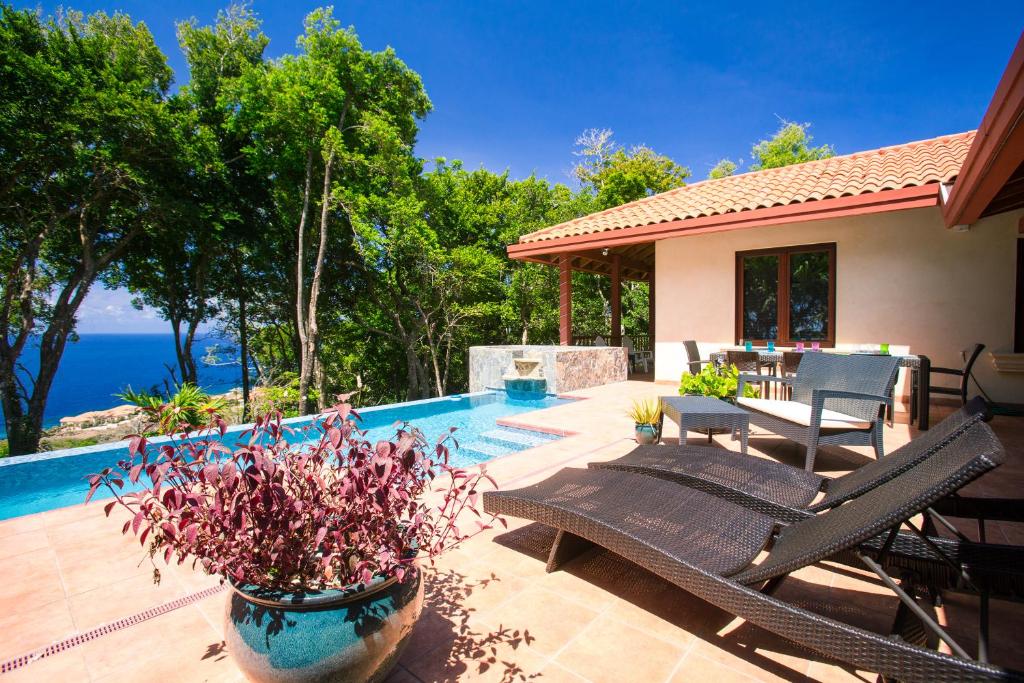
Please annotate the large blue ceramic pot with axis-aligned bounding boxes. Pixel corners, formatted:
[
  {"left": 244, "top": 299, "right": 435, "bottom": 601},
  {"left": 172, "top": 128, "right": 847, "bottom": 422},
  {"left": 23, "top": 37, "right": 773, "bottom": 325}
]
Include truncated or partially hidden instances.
[{"left": 224, "top": 563, "right": 424, "bottom": 682}]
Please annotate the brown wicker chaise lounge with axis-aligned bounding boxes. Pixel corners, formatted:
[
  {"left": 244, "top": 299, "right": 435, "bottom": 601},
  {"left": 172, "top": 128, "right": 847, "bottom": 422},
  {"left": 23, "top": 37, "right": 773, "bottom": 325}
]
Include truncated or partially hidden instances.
[
  {"left": 483, "top": 422, "right": 1020, "bottom": 681},
  {"left": 592, "top": 397, "right": 989, "bottom": 522},
  {"left": 591, "top": 396, "right": 1024, "bottom": 608}
]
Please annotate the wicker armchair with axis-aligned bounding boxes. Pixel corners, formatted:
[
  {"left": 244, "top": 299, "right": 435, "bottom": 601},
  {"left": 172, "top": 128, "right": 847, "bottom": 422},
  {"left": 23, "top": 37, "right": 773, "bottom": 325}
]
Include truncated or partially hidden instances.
[
  {"left": 683, "top": 340, "right": 710, "bottom": 374},
  {"left": 736, "top": 352, "right": 899, "bottom": 471}
]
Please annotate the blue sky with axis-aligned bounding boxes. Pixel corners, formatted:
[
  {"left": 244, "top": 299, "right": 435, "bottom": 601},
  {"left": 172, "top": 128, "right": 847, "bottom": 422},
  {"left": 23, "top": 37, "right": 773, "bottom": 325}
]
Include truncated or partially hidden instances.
[{"left": 21, "top": 1, "right": 1022, "bottom": 332}]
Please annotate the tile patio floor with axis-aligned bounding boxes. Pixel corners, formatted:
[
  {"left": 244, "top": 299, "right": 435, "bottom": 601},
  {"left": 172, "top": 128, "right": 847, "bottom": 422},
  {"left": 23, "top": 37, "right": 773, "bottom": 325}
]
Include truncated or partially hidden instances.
[{"left": 0, "top": 380, "right": 1021, "bottom": 682}]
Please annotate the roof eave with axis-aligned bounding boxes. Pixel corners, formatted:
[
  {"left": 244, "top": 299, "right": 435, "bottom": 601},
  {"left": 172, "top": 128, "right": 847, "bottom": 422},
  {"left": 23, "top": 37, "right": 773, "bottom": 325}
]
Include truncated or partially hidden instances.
[
  {"left": 508, "top": 185, "right": 940, "bottom": 259},
  {"left": 942, "top": 33, "right": 1024, "bottom": 227}
]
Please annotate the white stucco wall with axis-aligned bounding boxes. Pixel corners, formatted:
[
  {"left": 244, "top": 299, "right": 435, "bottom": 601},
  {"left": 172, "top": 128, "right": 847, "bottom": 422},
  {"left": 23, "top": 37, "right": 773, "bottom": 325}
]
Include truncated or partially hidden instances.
[{"left": 653, "top": 205, "right": 1024, "bottom": 404}]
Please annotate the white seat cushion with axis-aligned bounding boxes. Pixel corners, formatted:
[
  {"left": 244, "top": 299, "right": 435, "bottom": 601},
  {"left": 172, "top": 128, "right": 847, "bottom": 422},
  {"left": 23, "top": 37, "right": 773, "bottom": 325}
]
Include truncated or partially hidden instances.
[{"left": 736, "top": 397, "right": 871, "bottom": 430}]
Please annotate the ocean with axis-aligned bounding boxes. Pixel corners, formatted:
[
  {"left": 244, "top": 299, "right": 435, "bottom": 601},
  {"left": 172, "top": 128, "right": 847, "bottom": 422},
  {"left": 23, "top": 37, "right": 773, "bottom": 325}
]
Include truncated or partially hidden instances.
[{"left": 1, "top": 334, "right": 243, "bottom": 439}]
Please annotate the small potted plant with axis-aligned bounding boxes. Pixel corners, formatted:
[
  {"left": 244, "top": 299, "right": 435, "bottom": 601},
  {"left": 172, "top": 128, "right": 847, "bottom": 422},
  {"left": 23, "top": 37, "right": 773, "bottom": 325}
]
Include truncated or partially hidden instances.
[
  {"left": 627, "top": 398, "right": 663, "bottom": 445},
  {"left": 87, "top": 397, "right": 500, "bottom": 683}
]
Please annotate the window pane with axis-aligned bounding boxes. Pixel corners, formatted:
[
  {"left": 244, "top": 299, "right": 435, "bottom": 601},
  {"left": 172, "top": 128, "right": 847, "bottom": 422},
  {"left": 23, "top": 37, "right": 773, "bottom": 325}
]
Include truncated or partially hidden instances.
[
  {"left": 789, "top": 251, "right": 830, "bottom": 340},
  {"left": 742, "top": 255, "right": 778, "bottom": 340}
]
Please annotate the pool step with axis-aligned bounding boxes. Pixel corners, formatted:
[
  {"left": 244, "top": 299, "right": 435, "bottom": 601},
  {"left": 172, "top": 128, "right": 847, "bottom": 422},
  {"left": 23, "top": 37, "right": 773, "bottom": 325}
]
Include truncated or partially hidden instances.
[
  {"left": 479, "top": 428, "right": 554, "bottom": 450},
  {"left": 459, "top": 440, "right": 515, "bottom": 460}
]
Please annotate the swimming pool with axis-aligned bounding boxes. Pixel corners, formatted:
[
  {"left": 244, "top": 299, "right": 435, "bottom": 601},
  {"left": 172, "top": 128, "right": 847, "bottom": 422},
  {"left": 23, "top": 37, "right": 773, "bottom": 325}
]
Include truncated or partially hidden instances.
[{"left": 0, "top": 390, "right": 569, "bottom": 521}]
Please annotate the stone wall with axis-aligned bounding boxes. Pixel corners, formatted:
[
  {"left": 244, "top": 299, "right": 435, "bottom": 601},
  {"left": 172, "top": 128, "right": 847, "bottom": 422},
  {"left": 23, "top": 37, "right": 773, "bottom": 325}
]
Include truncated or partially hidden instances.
[{"left": 469, "top": 345, "right": 627, "bottom": 394}]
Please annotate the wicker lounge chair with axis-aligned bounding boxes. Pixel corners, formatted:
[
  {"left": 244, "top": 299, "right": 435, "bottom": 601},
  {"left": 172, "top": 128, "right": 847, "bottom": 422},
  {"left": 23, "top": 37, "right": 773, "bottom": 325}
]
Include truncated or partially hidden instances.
[
  {"left": 591, "top": 397, "right": 1024, "bottom": 607},
  {"left": 591, "top": 397, "right": 989, "bottom": 522},
  {"left": 735, "top": 351, "right": 899, "bottom": 470},
  {"left": 484, "top": 422, "right": 1015, "bottom": 681}
]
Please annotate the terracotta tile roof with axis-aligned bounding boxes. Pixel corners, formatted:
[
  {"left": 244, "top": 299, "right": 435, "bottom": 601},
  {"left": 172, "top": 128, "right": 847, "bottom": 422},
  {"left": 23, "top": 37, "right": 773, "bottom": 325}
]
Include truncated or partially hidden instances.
[{"left": 519, "top": 131, "right": 976, "bottom": 244}]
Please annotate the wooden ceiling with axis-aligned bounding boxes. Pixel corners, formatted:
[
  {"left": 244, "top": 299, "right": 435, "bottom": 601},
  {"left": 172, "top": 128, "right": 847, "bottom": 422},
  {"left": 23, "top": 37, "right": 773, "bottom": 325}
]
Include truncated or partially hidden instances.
[
  {"left": 981, "top": 159, "right": 1024, "bottom": 218},
  {"left": 520, "top": 243, "right": 655, "bottom": 280}
]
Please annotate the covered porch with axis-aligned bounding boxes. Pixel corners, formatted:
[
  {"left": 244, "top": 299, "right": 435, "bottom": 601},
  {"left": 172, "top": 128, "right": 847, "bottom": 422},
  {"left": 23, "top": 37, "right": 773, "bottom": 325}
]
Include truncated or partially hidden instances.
[{"left": 512, "top": 242, "right": 657, "bottom": 364}]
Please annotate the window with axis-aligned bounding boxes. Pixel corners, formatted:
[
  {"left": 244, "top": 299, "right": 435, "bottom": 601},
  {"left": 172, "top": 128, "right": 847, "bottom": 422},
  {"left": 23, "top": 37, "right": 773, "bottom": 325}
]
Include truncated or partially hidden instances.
[{"left": 735, "top": 243, "right": 836, "bottom": 346}]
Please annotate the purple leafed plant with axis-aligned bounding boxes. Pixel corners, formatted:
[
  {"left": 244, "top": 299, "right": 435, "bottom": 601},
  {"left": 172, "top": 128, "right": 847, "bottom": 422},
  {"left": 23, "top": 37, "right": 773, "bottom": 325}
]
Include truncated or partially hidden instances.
[{"left": 87, "top": 398, "right": 503, "bottom": 590}]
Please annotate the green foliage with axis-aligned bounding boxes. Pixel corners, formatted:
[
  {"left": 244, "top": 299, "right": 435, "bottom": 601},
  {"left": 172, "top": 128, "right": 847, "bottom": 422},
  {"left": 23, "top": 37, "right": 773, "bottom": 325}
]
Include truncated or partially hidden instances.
[
  {"left": 627, "top": 398, "right": 662, "bottom": 425},
  {"left": 749, "top": 121, "right": 834, "bottom": 171},
  {"left": 709, "top": 158, "right": 738, "bottom": 179},
  {"left": 1, "top": 5, "right": 704, "bottom": 441},
  {"left": 679, "top": 364, "right": 760, "bottom": 400},
  {"left": 249, "top": 372, "right": 317, "bottom": 418},
  {"left": 0, "top": 4, "right": 179, "bottom": 454},
  {"left": 39, "top": 436, "right": 100, "bottom": 451},
  {"left": 573, "top": 128, "right": 690, "bottom": 210},
  {"left": 0, "top": 440, "right": 7, "bottom": 458},
  {"left": 119, "top": 383, "right": 226, "bottom": 436}
]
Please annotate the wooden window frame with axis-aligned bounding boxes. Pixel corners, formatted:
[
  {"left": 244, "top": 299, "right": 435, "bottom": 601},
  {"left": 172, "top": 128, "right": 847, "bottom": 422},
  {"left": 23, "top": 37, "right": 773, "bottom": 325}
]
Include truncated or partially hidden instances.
[{"left": 735, "top": 242, "right": 837, "bottom": 347}]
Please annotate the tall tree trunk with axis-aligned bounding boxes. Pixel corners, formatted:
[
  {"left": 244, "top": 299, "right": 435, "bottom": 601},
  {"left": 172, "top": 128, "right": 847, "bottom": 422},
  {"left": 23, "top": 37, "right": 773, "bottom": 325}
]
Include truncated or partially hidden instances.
[
  {"left": 294, "top": 149, "right": 315, "bottom": 414},
  {"left": 314, "top": 351, "right": 326, "bottom": 412},
  {"left": 298, "top": 105, "right": 347, "bottom": 414},
  {"left": 238, "top": 290, "right": 250, "bottom": 421}
]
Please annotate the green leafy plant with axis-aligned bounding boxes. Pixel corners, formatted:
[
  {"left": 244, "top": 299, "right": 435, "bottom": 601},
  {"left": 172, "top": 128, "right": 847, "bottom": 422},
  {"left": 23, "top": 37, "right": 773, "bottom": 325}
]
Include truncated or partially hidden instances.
[
  {"left": 679, "top": 363, "right": 760, "bottom": 400},
  {"left": 627, "top": 398, "right": 663, "bottom": 425},
  {"left": 119, "top": 383, "right": 226, "bottom": 436},
  {"left": 248, "top": 372, "right": 319, "bottom": 418}
]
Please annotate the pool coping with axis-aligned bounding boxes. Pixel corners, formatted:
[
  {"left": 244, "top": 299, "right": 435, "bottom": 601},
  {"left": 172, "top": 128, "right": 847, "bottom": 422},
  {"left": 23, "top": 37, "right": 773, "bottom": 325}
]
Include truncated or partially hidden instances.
[{"left": 0, "top": 389, "right": 575, "bottom": 467}]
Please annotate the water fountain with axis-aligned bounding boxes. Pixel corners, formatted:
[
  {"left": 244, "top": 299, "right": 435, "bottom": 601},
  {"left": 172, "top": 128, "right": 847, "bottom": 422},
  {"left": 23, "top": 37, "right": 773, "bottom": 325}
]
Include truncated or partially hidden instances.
[{"left": 502, "top": 358, "right": 547, "bottom": 400}]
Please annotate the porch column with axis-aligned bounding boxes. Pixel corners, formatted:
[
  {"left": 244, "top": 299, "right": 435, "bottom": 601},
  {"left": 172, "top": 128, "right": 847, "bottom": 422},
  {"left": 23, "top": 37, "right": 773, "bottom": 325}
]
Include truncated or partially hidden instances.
[
  {"left": 610, "top": 254, "right": 622, "bottom": 347},
  {"left": 559, "top": 254, "right": 572, "bottom": 345},
  {"left": 648, "top": 266, "right": 655, "bottom": 363}
]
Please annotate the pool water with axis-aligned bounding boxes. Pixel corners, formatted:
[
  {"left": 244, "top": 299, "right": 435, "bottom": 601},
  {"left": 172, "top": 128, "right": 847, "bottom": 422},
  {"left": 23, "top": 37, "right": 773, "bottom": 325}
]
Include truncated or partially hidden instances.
[{"left": 0, "top": 391, "right": 568, "bottom": 521}]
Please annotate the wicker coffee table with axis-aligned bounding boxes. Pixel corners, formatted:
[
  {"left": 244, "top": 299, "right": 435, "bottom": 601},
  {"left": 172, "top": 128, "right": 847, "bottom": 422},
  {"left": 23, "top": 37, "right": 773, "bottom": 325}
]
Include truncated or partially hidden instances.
[{"left": 660, "top": 396, "right": 749, "bottom": 454}]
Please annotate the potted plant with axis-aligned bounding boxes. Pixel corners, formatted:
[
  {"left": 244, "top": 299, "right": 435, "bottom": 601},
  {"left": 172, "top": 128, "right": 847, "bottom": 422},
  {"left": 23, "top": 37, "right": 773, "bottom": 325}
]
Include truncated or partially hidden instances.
[
  {"left": 87, "top": 397, "right": 500, "bottom": 683},
  {"left": 678, "top": 363, "right": 759, "bottom": 403},
  {"left": 627, "top": 398, "right": 663, "bottom": 445}
]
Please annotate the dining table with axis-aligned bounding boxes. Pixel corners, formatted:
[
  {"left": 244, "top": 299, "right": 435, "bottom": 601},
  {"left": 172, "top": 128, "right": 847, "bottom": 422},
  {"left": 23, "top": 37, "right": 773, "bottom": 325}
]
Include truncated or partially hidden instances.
[{"left": 709, "top": 348, "right": 933, "bottom": 430}]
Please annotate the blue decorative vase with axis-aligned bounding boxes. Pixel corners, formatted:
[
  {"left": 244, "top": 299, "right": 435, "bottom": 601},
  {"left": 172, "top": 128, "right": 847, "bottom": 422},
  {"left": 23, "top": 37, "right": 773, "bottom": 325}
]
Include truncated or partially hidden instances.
[{"left": 224, "top": 564, "right": 424, "bottom": 682}]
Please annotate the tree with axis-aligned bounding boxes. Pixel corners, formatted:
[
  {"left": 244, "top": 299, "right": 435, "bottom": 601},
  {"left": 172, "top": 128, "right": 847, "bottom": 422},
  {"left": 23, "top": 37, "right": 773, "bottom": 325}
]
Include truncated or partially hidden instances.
[
  {"left": 573, "top": 128, "right": 690, "bottom": 210},
  {"left": 709, "top": 158, "right": 738, "bottom": 179},
  {"left": 569, "top": 129, "right": 689, "bottom": 339},
  {"left": 749, "top": 120, "right": 833, "bottom": 171},
  {"left": 0, "top": 7, "right": 175, "bottom": 454},
  {"left": 115, "top": 5, "right": 269, "bottom": 392},
  {"left": 233, "top": 9, "right": 430, "bottom": 412}
]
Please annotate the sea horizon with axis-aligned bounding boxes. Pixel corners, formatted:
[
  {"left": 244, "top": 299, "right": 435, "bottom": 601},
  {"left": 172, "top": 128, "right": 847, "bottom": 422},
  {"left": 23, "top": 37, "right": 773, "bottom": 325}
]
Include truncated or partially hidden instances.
[{"left": 1, "top": 332, "right": 244, "bottom": 440}]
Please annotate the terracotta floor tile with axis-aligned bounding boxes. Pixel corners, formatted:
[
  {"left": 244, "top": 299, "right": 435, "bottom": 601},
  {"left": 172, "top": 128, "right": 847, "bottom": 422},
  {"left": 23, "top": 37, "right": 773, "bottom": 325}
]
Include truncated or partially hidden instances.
[
  {"left": 669, "top": 652, "right": 760, "bottom": 683},
  {"left": 0, "top": 513, "right": 46, "bottom": 540},
  {"left": 0, "top": 527, "right": 51, "bottom": 559},
  {"left": 67, "top": 570, "right": 194, "bottom": 632},
  {"left": 405, "top": 616, "right": 550, "bottom": 683},
  {"left": 555, "top": 614, "right": 686, "bottom": 683},
  {"left": 0, "top": 598, "right": 77, "bottom": 661},
  {"left": 78, "top": 604, "right": 222, "bottom": 680},
  {"left": 689, "top": 621, "right": 816, "bottom": 683},
  {"left": 56, "top": 546, "right": 156, "bottom": 597},
  {"left": 0, "top": 547, "right": 64, "bottom": 607},
  {"left": 1, "top": 649, "right": 92, "bottom": 683},
  {"left": 535, "top": 662, "right": 591, "bottom": 682},
  {"left": 474, "top": 587, "right": 599, "bottom": 657}
]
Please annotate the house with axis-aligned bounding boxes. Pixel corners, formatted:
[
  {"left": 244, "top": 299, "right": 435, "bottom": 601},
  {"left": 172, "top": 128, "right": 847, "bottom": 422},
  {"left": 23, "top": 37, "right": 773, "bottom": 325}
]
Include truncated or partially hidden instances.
[{"left": 508, "top": 34, "right": 1024, "bottom": 407}]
